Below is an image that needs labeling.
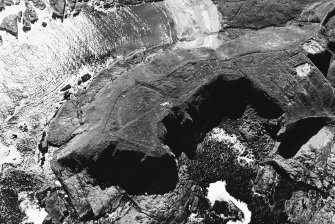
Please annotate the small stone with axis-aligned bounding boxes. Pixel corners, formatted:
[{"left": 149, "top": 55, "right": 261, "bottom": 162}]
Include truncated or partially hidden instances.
[
  {"left": 0, "top": 35, "right": 3, "bottom": 46},
  {"left": 42, "top": 22, "right": 47, "bottom": 27},
  {"left": 60, "top": 84, "right": 71, "bottom": 92},
  {"left": 81, "top": 73, "right": 91, "bottom": 83}
]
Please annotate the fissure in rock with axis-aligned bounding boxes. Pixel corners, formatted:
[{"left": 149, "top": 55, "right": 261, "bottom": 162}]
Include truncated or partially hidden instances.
[{"left": 277, "top": 117, "right": 329, "bottom": 159}]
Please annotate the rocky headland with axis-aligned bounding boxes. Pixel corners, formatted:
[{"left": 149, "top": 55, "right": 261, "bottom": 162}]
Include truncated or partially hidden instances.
[{"left": 1, "top": 0, "right": 335, "bottom": 223}]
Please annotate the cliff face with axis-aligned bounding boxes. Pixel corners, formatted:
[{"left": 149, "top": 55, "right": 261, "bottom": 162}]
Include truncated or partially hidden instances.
[{"left": 2, "top": 0, "right": 335, "bottom": 223}]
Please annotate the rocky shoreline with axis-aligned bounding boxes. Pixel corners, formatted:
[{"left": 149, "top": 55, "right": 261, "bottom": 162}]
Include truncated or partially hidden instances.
[{"left": 2, "top": 0, "right": 335, "bottom": 223}]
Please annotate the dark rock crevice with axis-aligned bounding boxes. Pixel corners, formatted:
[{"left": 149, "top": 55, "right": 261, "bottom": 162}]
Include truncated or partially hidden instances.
[
  {"left": 87, "top": 144, "right": 178, "bottom": 195},
  {"left": 277, "top": 117, "right": 330, "bottom": 159},
  {"left": 307, "top": 50, "right": 332, "bottom": 76},
  {"left": 161, "top": 77, "right": 284, "bottom": 158}
]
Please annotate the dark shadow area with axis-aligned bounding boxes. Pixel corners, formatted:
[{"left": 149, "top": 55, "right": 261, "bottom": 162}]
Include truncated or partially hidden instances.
[
  {"left": 327, "top": 41, "right": 335, "bottom": 53},
  {"left": 88, "top": 143, "right": 178, "bottom": 195},
  {"left": 161, "top": 77, "right": 284, "bottom": 158},
  {"left": 278, "top": 117, "right": 329, "bottom": 159},
  {"left": 321, "top": 8, "right": 335, "bottom": 27},
  {"left": 307, "top": 50, "right": 332, "bottom": 76}
]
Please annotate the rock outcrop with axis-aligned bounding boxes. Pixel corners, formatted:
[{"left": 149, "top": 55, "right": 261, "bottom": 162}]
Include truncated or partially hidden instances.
[
  {"left": 3, "top": 0, "right": 335, "bottom": 223},
  {"left": 215, "top": 0, "right": 321, "bottom": 29},
  {"left": 274, "top": 125, "right": 335, "bottom": 190},
  {"left": 47, "top": 21, "right": 335, "bottom": 220}
]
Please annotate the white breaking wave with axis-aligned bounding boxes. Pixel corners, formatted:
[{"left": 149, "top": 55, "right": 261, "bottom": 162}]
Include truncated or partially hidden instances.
[
  {"left": 207, "top": 181, "right": 252, "bottom": 224},
  {"left": 208, "top": 128, "right": 255, "bottom": 166},
  {"left": 0, "top": 142, "right": 22, "bottom": 169},
  {"left": 19, "top": 192, "right": 48, "bottom": 224}
]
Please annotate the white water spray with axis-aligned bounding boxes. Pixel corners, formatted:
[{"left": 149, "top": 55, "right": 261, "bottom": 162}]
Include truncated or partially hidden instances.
[{"left": 207, "top": 181, "right": 252, "bottom": 224}]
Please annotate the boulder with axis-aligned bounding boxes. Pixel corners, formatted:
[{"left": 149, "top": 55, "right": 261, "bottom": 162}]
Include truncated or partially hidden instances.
[
  {"left": 23, "top": 2, "right": 39, "bottom": 24},
  {"left": 0, "top": 15, "right": 18, "bottom": 37},
  {"left": 50, "top": 0, "right": 66, "bottom": 17},
  {"left": 273, "top": 126, "right": 335, "bottom": 190},
  {"left": 31, "top": 0, "right": 46, "bottom": 10}
]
